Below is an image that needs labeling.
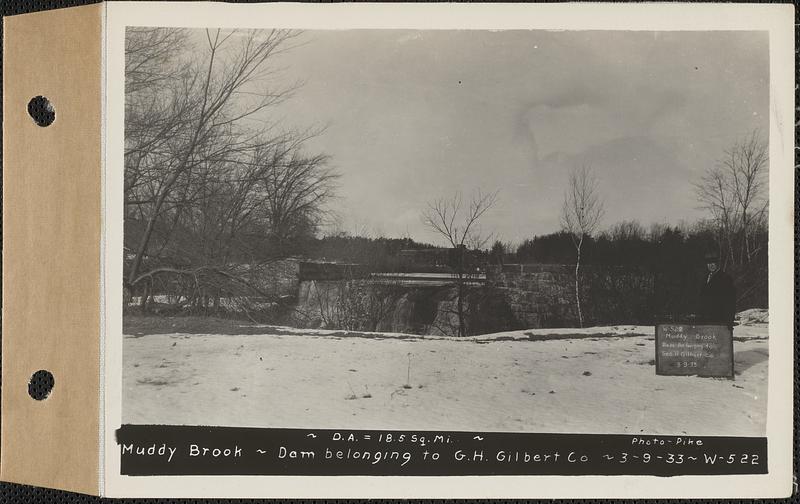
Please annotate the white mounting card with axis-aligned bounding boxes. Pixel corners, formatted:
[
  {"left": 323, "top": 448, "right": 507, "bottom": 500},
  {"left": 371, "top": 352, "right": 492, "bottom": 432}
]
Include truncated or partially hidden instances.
[{"left": 2, "top": 1, "right": 795, "bottom": 499}]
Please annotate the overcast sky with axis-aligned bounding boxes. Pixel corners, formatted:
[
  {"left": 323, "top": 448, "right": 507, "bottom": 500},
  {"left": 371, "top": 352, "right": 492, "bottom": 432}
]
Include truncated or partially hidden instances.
[{"left": 252, "top": 29, "right": 768, "bottom": 245}]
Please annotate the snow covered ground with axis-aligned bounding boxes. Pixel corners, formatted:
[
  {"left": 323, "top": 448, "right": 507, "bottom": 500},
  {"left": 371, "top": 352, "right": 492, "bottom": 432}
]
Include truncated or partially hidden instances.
[{"left": 122, "top": 323, "right": 768, "bottom": 436}]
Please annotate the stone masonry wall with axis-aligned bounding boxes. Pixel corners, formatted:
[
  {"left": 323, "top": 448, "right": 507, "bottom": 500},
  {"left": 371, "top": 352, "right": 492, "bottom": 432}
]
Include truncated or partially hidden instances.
[
  {"left": 264, "top": 261, "right": 655, "bottom": 332},
  {"left": 486, "top": 264, "right": 576, "bottom": 328},
  {"left": 486, "top": 263, "right": 655, "bottom": 328}
]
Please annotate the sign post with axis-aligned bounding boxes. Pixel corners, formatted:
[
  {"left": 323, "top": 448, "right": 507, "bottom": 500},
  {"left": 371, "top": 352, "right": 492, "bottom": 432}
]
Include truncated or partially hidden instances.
[{"left": 655, "top": 324, "right": 734, "bottom": 378}]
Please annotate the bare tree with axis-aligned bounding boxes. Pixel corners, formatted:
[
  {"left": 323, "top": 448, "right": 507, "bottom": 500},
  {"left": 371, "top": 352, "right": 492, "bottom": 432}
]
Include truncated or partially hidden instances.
[
  {"left": 561, "top": 166, "right": 604, "bottom": 328},
  {"left": 252, "top": 134, "right": 338, "bottom": 252},
  {"left": 125, "top": 27, "right": 190, "bottom": 95},
  {"left": 124, "top": 28, "right": 193, "bottom": 210},
  {"left": 607, "top": 219, "right": 646, "bottom": 242},
  {"left": 126, "top": 29, "right": 300, "bottom": 288},
  {"left": 422, "top": 190, "right": 498, "bottom": 336},
  {"left": 695, "top": 131, "right": 768, "bottom": 267},
  {"left": 124, "top": 28, "right": 336, "bottom": 314}
]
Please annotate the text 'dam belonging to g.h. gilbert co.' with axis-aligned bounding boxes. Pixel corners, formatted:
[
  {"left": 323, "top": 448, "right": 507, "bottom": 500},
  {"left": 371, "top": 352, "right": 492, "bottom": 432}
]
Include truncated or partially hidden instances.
[{"left": 116, "top": 426, "right": 766, "bottom": 476}]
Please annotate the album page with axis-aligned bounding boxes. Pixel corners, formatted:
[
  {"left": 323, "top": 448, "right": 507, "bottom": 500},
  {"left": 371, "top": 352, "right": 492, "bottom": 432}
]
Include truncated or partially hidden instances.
[{"left": 101, "top": 2, "right": 794, "bottom": 498}]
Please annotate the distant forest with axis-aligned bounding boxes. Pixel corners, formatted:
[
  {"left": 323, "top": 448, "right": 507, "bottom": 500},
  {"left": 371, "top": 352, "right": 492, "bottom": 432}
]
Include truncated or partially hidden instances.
[
  {"left": 291, "top": 218, "right": 767, "bottom": 311},
  {"left": 306, "top": 221, "right": 727, "bottom": 267}
]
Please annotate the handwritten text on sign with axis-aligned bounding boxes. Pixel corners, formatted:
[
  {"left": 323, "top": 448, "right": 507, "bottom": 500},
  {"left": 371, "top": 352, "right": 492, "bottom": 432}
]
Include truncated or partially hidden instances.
[{"left": 655, "top": 324, "right": 733, "bottom": 378}]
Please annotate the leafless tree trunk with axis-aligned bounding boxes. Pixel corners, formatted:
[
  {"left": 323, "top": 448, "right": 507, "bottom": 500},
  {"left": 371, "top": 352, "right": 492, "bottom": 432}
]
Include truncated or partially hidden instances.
[
  {"left": 127, "top": 28, "right": 301, "bottom": 288},
  {"left": 561, "top": 166, "right": 604, "bottom": 328},
  {"left": 422, "top": 190, "right": 498, "bottom": 336},
  {"left": 694, "top": 131, "right": 768, "bottom": 269},
  {"left": 124, "top": 28, "right": 336, "bottom": 313}
]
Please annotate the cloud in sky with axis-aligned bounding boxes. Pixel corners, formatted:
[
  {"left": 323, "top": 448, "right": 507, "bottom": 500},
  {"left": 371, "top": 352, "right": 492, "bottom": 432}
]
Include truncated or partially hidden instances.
[{"left": 240, "top": 28, "right": 768, "bottom": 245}]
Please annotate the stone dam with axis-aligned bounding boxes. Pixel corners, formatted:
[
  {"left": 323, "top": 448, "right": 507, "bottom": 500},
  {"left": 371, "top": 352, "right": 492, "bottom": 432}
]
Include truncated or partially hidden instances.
[{"left": 249, "top": 260, "right": 656, "bottom": 335}]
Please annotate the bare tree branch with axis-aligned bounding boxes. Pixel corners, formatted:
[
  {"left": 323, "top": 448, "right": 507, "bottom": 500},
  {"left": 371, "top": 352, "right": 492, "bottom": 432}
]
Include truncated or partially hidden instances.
[
  {"left": 421, "top": 189, "right": 498, "bottom": 336},
  {"left": 561, "top": 166, "right": 604, "bottom": 328}
]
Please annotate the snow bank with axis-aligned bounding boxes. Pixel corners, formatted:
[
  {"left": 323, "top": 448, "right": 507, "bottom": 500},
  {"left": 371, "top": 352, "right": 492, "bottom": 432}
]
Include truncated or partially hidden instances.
[
  {"left": 123, "top": 323, "right": 768, "bottom": 436},
  {"left": 236, "top": 321, "right": 765, "bottom": 342}
]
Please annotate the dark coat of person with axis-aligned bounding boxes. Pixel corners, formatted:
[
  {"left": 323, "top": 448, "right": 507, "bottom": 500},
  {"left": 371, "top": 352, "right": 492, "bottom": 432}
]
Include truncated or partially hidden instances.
[{"left": 698, "top": 270, "right": 737, "bottom": 326}]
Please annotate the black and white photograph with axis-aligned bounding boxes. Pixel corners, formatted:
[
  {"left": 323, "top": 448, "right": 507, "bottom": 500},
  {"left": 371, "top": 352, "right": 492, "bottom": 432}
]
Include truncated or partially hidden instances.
[{"left": 120, "top": 24, "right": 772, "bottom": 439}]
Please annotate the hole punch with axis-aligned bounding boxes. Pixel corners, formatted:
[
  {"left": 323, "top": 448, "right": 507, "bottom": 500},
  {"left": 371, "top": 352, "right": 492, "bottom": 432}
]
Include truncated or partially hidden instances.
[
  {"left": 27, "top": 96, "right": 55, "bottom": 127},
  {"left": 28, "top": 370, "right": 55, "bottom": 400}
]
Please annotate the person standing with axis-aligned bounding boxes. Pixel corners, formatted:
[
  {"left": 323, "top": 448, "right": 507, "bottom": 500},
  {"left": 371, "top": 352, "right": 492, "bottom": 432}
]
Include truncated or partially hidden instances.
[{"left": 697, "top": 251, "right": 737, "bottom": 328}]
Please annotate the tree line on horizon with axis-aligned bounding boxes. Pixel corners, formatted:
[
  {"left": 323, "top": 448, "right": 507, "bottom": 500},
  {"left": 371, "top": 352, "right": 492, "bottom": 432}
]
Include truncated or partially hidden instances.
[{"left": 285, "top": 215, "right": 766, "bottom": 311}]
